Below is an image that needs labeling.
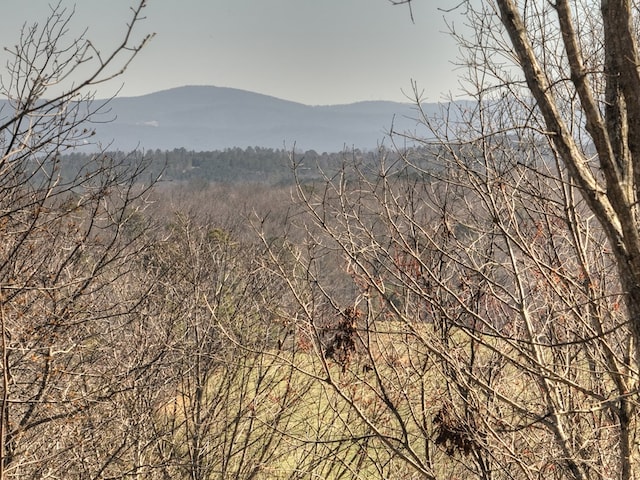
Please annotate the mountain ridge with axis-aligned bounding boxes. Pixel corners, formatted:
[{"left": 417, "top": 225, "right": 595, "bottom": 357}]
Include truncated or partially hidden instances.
[
  {"left": 0, "top": 85, "right": 438, "bottom": 152},
  {"left": 83, "top": 85, "right": 435, "bottom": 152}
]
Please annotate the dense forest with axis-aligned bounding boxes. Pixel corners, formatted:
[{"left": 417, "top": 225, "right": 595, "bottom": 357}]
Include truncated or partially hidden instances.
[
  {"left": 59, "top": 145, "right": 444, "bottom": 188},
  {"left": 59, "top": 147, "right": 380, "bottom": 185},
  {"left": 58, "top": 146, "right": 444, "bottom": 189}
]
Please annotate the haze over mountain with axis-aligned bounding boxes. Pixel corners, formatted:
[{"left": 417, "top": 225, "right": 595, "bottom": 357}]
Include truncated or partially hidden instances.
[{"left": 87, "top": 86, "right": 436, "bottom": 152}]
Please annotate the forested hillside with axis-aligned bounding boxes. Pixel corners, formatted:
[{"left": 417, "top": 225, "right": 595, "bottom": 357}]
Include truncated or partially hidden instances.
[
  {"left": 60, "top": 147, "right": 368, "bottom": 185},
  {"left": 59, "top": 146, "right": 439, "bottom": 185}
]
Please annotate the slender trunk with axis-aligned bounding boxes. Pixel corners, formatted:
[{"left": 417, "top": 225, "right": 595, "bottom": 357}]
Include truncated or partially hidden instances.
[
  {"left": 618, "top": 398, "right": 634, "bottom": 480},
  {"left": 0, "top": 293, "right": 9, "bottom": 480}
]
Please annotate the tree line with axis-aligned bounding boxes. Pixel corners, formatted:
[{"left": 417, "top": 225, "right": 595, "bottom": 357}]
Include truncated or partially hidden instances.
[{"left": 59, "top": 147, "right": 393, "bottom": 186}]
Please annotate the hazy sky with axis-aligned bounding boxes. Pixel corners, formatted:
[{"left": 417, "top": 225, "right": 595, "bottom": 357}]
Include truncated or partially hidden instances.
[{"left": 0, "top": 1, "right": 468, "bottom": 105}]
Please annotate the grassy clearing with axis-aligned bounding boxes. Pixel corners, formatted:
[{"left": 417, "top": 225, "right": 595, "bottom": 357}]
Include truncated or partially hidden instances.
[{"left": 147, "top": 317, "right": 628, "bottom": 479}]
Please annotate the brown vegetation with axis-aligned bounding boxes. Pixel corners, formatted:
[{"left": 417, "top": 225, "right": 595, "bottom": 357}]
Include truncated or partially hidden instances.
[{"left": 3, "top": 1, "right": 640, "bottom": 479}]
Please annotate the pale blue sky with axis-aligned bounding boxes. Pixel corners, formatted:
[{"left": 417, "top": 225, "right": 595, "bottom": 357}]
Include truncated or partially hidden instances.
[{"left": 0, "top": 1, "right": 467, "bottom": 105}]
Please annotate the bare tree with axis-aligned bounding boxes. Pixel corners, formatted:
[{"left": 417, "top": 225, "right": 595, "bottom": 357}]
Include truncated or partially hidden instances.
[
  {"left": 256, "top": 0, "right": 640, "bottom": 474},
  {"left": 258, "top": 123, "right": 635, "bottom": 479},
  {"left": 129, "top": 189, "right": 322, "bottom": 480},
  {"left": 0, "top": 2, "right": 158, "bottom": 478}
]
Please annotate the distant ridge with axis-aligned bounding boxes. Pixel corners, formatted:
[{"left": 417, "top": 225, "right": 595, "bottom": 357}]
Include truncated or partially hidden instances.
[{"left": 84, "top": 85, "right": 437, "bottom": 152}]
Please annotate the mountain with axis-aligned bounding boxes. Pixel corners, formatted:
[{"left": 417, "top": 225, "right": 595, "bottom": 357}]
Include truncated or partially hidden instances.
[{"left": 86, "top": 86, "right": 438, "bottom": 152}]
